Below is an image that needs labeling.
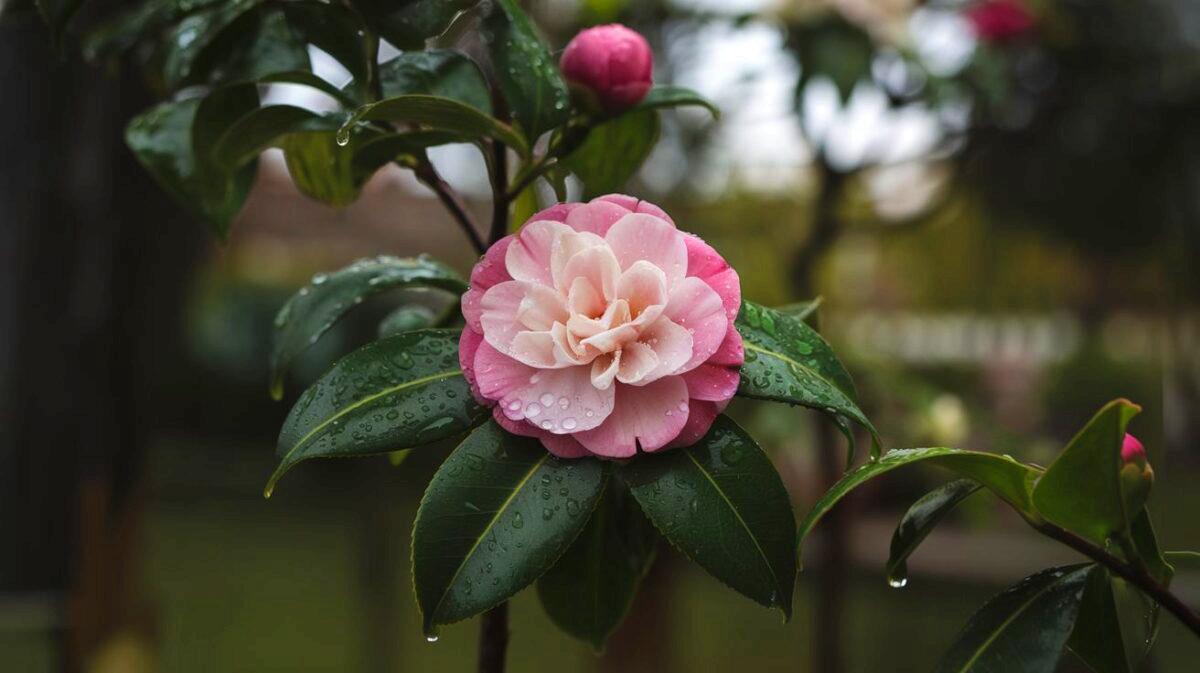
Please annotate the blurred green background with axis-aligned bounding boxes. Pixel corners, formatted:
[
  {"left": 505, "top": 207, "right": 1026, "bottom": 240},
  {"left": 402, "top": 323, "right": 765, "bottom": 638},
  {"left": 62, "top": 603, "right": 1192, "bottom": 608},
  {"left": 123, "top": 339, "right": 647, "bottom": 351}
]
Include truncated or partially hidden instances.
[{"left": 2, "top": 0, "right": 1199, "bottom": 671}]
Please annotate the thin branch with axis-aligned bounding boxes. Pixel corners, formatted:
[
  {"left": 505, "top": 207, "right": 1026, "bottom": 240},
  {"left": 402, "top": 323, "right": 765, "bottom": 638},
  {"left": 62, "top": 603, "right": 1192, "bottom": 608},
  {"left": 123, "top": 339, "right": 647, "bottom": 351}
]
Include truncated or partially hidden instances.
[
  {"left": 489, "top": 139, "right": 510, "bottom": 245},
  {"left": 414, "top": 161, "right": 486, "bottom": 255},
  {"left": 476, "top": 603, "right": 509, "bottom": 673},
  {"left": 505, "top": 157, "right": 556, "bottom": 201},
  {"left": 1034, "top": 522, "right": 1200, "bottom": 638}
]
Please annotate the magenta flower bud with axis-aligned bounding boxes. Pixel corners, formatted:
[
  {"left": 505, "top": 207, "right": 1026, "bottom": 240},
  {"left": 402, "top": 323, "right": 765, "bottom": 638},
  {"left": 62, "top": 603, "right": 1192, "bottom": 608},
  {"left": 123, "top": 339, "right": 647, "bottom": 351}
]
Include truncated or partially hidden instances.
[
  {"left": 965, "top": 0, "right": 1035, "bottom": 43},
  {"left": 1120, "top": 433, "right": 1146, "bottom": 464},
  {"left": 1119, "top": 433, "right": 1153, "bottom": 514},
  {"left": 560, "top": 24, "right": 653, "bottom": 114}
]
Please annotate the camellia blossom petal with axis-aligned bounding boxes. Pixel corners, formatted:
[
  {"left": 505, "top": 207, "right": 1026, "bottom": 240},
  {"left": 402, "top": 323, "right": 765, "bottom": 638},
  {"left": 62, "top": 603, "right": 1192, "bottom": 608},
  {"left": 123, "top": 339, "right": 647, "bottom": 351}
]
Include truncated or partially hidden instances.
[{"left": 460, "top": 195, "right": 743, "bottom": 458}]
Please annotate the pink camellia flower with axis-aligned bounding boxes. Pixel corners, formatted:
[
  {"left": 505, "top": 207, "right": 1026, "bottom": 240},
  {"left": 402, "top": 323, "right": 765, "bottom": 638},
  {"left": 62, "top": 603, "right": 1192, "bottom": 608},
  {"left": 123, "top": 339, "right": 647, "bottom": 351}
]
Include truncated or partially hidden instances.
[
  {"left": 1121, "top": 433, "right": 1146, "bottom": 464},
  {"left": 560, "top": 24, "right": 654, "bottom": 113},
  {"left": 460, "top": 195, "right": 743, "bottom": 459},
  {"left": 965, "top": 0, "right": 1035, "bottom": 43}
]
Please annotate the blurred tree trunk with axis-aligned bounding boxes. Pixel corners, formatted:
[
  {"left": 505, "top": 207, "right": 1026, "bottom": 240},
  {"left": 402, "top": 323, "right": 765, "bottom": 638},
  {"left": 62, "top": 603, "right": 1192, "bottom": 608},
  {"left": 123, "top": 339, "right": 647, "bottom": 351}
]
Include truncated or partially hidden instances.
[
  {"left": 0, "top": 12, "right": 200, "bottom": 672},
  {"left": 792, "top": 158, "right": 851, "bottom": 673}
]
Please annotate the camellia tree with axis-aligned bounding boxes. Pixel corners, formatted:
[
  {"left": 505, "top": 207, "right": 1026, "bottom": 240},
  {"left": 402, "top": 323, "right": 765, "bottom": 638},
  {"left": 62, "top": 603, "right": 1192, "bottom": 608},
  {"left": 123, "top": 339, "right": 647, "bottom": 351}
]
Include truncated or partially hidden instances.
[{"left": 32, "top": 0, "right": 1200, "bottom": 671}]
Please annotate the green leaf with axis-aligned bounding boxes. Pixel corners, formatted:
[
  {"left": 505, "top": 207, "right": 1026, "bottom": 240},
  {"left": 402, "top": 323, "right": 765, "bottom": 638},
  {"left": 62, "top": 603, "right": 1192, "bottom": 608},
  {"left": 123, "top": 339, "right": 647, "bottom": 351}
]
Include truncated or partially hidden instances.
[
  {"left": 83, "top": 0, "right": 175, "bottom": 62},
  {"left": 617, "top": 416, "right": 797, "bottom": 618},
  {"left": 160, "top": 0, "right": 264, "bottom": 89},
  {"left": 257, "top": 71, "right": 359, "bottom": 109},
  {"left": 266, "top": 329, "right": 486, "bottom": 497},
  {"left": 125, "top": 97, "right": 255, "bottom": 239},
  {"left": 1032, "top": 399, "right": 1141, "bottom": 545},
  {"left": 351, "top": 131, "right": 462, "bottom": 175},
  {"left": 798, "top": 448, "right": 1040, "bottom": 557},
  {"left": 372, "top": 50, "right": 492, "bottom": 113},
  {"left": 788, "top": 14, "right": 874, "bottom": 105},
  {"left": 537, "top": 479, "right": 658, "bottom": 651},
  {"left": 270, "top": 255, "right": 468, "bottom": 399},
  {"left": 634, "top": 85, "right": 721, "bottom": 118},
  {"left": 211, "top": 104, "right": 327, "bottom": 169},
  {"left": 561, "top": 109, "right": 659, "bottom": 198},
  {"left": 378, "top": 306, "right": 438, "bottom": 339},
  {"left": 354, "top": 0, "right": 477, "bottom": 50},
  {"left": 735, "top": 300, "right": 879, "bottom": 455},
  {"left": 35, "top": 0, "right": 84, "bottom": 45},
  {"left": 886, "top": 479, "right": 981, "bottom": 588},
  {"left": 347, "top": 94, "right": 529, "bottom": 157},
  {"left": 483, "top": 0, "right": 570, "bottom": 140},
  {"left": 282, "top": 0, "right": 370, "bottom": 92},
  {"left": 412, "top": 421, "right": 606, "bottom": 636},
  {"left": 1164, "top": 550, "right": 1200, "bottom": 568},
  {"left": 1130, "top": 509, "right": 1173, "bottom": 585},
  {"left": 775, "top": 297, "right": 823, "bottom": 323},
  {"left": 212, "top": 8, "right": 311, "bottom": 85},
  {"left": 388, "top": 448, "right": 413, "bottom": 467},
  {"left": 280, "top": 130, "right": 366, "bottom": 208},
  {"left": 1068, "top": 566, "right": 1130, "bottom": 673},
  {"left": 934, "top": 565, "right": 1091, "bottom": 673}
]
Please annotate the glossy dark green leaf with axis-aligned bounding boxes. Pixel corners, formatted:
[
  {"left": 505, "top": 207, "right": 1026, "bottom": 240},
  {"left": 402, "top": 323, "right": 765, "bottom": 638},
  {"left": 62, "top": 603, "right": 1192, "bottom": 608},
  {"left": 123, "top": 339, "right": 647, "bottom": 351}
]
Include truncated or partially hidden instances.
[
  {"left": 886, "top": 479, "right": 981, "bottom": 588},
  {"left": 561, "top": 109, "right": 659, "bottom": 198},
  {"left": 1032, "top": 399, "right": 1141, "bottom": 545},
  {"left": 618, "top": 416, "right": 797, "bottom": 618},
  {"left": 483, "top": 0, "right": 570, "bottom": 140},
  {"left": 270, "top": 255, "right": 468, "bottom": 399},
  {"left": 160, "top": 0, "right": 261, "bottom": 89},
  {"left": 346, "top": 94, "right": 529, "bottom": 156},
  {"left": 126, "top": 96, "right": 255, "bottom": 239},
  {"left": 634, "top": 85, "right": 721, "bottom": 118},
  {"left": 355, "top": 0, "right": 477, "bottom": 50},
  {"left": 1068, "top": 566, "right": 1129, "bottom": 673},
  {"left": 212, "top": 8, "right": 311, "bottom": 85},
  {"left": 266, "top": 329, "right": 486, "bottom": 496},
  {"left": 798, "top": 448, "right": 1040, "bottom": 557},
  {"left": 1109, "top": 576, "right": 1162, "bottom": 671},
  {"left": 35, "top": 0, "right": 83, "bottom": 44},
  {"left": 934, "top": 565, "right": 1091, "bottom": 673},
  {"left": 735, "top": 300, "right": 880, "bottom": 455},
  {"left": 377, "top": 306, "right": 437, "bottom": 339},
  {"left": 211, "top": 104, "right": 327, "bottom": 169},
  {"left": 537, "top": 479, "right": 658, "bottom": 650},
  {"left": 412, "top": 421, "right": 606, "bottom": 635},
  {"left": 372, "top": 50, "right": 492, "bottom": 113},
  {"left": 282, "top": 0, "right": 370, "bottom": 91},
  {"left": 83, "top": 0, "right": 173, "bottom": 61}
]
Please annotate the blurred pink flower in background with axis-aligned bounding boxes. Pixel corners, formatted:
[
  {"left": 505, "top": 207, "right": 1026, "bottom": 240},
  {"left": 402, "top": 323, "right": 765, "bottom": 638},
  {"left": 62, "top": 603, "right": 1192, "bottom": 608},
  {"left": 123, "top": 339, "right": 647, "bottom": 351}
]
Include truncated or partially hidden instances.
[
  {"left": 460, "top": 195, "right": 743, "bottom": 458},
  {"left": 966, "top": 0, "right": 1036, "bottom": 42},
  {"left": 560, "top": 24, "right": 654, "bottom": 113}
]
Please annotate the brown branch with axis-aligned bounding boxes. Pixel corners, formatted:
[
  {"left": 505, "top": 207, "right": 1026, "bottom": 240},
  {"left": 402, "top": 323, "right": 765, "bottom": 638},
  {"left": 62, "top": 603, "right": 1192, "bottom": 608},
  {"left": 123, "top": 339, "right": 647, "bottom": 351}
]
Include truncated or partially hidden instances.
[
  {"left": 1034, "top": 522, "right": 1200, "bottom": 638},
  {"left": 476, "top": 603, "right": 509, "bottom": 673},
  {"left": 414, "top": 161, "right": 486, "bottom": 255},
  {"left": 489, "top": 139, "right": 510, "bottom": 245}
]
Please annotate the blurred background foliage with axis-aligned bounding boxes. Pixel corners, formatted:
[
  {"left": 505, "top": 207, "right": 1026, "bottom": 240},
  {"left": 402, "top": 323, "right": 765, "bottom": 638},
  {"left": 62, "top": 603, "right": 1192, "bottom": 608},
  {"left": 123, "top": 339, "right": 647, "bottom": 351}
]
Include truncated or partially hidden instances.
[{"left": 1, "top": 0, "right": 1199, "bottom": 671}]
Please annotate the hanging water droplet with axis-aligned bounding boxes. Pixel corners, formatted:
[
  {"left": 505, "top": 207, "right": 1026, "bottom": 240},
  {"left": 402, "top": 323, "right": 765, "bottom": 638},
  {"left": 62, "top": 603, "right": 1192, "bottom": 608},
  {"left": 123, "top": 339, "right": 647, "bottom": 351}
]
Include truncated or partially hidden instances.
[
  {"left": 887, "top": 576, "right": 908, "bottom": 589},
  {"left": 335, "top": 127, "right": 351, "bottom": 147},
  {"left": 426, "top": 635, "right": 439, "bottom": 643}
]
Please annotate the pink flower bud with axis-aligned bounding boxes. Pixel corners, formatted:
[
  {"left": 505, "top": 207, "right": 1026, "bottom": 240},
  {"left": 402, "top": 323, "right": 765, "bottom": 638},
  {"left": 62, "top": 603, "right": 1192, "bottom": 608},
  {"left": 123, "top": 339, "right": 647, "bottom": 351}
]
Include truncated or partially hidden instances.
[
  {"left": 1120, "top": 433, "right": 1146, "bottom": 464},
  {"left": 965, "top": 0, "right": 1035, "bottom": 43},
  {"left": 560, "top": 24, "right": 653, "bottom": 114}
]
